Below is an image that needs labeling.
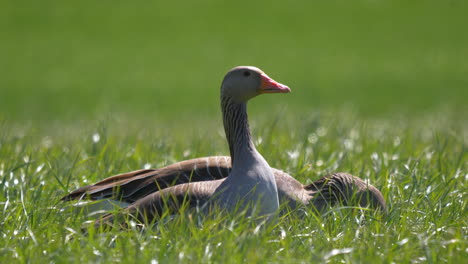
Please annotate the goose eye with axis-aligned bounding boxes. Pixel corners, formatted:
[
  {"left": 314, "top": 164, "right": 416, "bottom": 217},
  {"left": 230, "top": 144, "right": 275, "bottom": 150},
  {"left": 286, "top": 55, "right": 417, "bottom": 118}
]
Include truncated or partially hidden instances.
[{"left": 243, "top": 71, "right": 251, "bottom": 77}]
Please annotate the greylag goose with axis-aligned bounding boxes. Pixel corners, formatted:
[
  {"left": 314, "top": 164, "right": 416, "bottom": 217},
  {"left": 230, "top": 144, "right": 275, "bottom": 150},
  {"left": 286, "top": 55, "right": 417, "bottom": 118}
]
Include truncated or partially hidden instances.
[
  {"left": 66, "top": 66, "right": 292, "bottom": 225},
  {"left": 62, "top": 156, "right": 387, "bottom": 214}
]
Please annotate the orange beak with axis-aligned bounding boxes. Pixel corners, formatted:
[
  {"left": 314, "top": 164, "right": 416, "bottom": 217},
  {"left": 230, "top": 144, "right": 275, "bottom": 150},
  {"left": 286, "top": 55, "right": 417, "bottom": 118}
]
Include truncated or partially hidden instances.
[{"left": 259, "top": 73, "right": 291, "bottom": 94}]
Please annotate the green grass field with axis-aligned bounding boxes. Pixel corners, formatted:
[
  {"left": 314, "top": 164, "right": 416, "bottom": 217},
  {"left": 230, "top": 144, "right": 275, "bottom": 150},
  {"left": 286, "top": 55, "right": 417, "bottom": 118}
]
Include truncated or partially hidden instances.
[{"left": 1, "top": 1, "right": 467, "bottom": 263}]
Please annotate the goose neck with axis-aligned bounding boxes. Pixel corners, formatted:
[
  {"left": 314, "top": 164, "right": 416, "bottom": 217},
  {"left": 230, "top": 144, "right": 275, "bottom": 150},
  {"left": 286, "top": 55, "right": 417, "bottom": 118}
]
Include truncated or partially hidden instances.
[{"left": 221, "top": 96, "right": 256, "bottom": 165}]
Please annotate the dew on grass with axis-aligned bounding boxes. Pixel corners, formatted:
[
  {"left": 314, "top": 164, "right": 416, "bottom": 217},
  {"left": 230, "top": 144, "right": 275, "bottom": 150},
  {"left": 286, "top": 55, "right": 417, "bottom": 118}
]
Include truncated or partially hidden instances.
[
  {"left": 255, "top": 137, "right": 263, "bottom": 145},
  {"left": 361, "top": 178, "right": 371, "bottom": 186},
  {"left": 338, "top": 152, "right": 345, "bottom": 159},
  {"left": 27, "top": 228, "right": 37, "bottom": 245},
  {"left": 93, "top": 249, "right": 102, "bottom": 256},
  {"left": 3, "top": 199, "right": 9, "bottom": 211},
  {"left": 36, "top": 163, "right": 44, "bottom": 173},
  {"left": 125, "top": 147, "right": 135, "bottom": 157},
  {"left": 293, "top": 233, "right": 313, "bottom": 238},
  {"left": 404, "top": 163, "right": 410, "bottom": 171},
  {"left": 426, "top": 185, "right": 432, "bottom": 195},
  {"left": 92, "top": 133, "right": 100, "bottom": 143},
  {"left": 280, "top": 228, "right": 287, "bottom": 240},
  {"left": 425, "top": 151, "right": 433, "bottom": 160},
  {"left": 343, "top": 139, "right": 354, "bottom": 150},
  {"left": 204, "top": 244, "right": 212, "bottom": 259},
  {"left": 323, "top": 247, "right": 353, "bottom": 260},
  {"left": 332, "top": 232, "right": 344, "bottom": 242},
  {"left": 183, "top": 150, "right": 191, "bottom": 157},
  {"left": 42, "top": 136, "right": 53, "bottom": 148},
  {"left": 253, "top": 224, "right": 263, "bottom": 234},
  {"left": 287, "top": 150, "right": 299, "bottom": 160},
  {"left": 317, "top": 127, "right": 327, "bottom": 137},
  {"left": 415, "top": 256, "right": 427, "bottom": 263},
  {"left": 440, "top": 239, "right": 460, "bottom": 246},
  {"left": 396, "top": 238, "right": 409, "bottom": 246},
  {"left": 308, "top": 133, "right": 318, "bottom": 144}
]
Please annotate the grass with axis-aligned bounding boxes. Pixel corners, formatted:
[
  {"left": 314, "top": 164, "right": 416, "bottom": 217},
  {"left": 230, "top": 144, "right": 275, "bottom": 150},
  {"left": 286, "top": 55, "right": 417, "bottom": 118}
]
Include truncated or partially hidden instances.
[
  {"left": 1, "top": 0, "right": 467, "bottom": 263},
  {"left": 1, "top": 0, "right": 468, "bottom": 119},
  {"left": 0, "top": 110, "right": 466, "bottom": 263}
]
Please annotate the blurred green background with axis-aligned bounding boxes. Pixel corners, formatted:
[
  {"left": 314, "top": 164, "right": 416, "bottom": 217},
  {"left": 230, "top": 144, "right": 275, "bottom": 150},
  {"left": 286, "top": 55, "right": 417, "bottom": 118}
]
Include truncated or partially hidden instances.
[{"left": 1, "top": 0, "right": 467, "bottom": 121}]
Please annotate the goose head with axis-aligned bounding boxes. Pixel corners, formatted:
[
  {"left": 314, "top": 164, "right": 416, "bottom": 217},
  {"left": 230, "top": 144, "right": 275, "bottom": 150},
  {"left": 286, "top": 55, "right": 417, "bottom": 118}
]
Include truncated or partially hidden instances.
[{"left": 221, "top": 66, "right": 290, "bottom": 103}]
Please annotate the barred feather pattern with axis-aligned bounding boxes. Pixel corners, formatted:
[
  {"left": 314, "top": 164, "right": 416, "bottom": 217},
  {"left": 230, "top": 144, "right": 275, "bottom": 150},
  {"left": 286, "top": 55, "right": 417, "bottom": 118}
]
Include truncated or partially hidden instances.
[{"left": 221, "top": 96, "right": 255, "bottom": 164}]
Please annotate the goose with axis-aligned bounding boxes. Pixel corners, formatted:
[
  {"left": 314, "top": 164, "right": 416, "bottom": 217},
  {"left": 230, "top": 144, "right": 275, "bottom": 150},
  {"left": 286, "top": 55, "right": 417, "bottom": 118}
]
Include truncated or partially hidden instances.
[
  {"left": 62, "top": 156, "right": 387, "bottom": 215},
  {"left": 63, "top": 67, "right": 387, "bottom": 227},
  {"left": 66, "top": 66, "right": 292, "bottom": 225}
]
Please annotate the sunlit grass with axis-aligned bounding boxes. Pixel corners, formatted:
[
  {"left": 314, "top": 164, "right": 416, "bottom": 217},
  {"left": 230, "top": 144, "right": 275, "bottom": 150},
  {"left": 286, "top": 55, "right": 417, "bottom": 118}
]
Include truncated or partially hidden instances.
[
  {"left": 0, "top": 110, "right": 466, "bottom": 263},
  {"left": 1, "top": 0, "right": 467, "bottom": 262}
]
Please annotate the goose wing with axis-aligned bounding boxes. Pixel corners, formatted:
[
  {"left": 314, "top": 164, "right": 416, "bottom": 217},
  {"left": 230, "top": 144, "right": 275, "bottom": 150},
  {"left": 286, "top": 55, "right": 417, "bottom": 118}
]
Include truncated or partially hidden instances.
[{"left": 62, "top": 156, "right": 231, "bottom": 203}]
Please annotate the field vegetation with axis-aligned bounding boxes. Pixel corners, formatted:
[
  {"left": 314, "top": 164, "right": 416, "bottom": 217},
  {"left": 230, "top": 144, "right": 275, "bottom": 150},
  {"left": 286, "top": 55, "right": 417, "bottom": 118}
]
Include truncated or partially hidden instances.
[{"left": 1, "top": 1, "right": 466, "bottom": 263}]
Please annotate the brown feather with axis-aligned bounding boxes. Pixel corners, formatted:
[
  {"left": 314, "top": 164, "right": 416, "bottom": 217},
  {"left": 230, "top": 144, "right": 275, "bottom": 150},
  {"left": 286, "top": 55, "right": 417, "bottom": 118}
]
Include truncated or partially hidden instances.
[{"left": 63, "top": 156, "right": 386, "bottom": 228}]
